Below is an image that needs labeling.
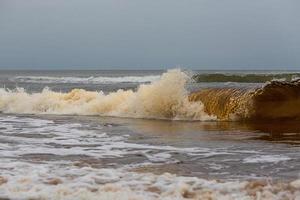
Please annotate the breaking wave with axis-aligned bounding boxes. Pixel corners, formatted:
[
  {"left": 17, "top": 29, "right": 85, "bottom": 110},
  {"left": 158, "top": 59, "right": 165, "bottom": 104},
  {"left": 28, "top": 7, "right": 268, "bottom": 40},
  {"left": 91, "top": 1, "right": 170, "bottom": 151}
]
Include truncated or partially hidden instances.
[
  {"left": 10, "top": 75, "right": 160, "bottom": 84},
  {"left": 2, "top": 69, "right": 300, "bottom": 121},
  {"left": 190, "top": 79, "right": 300, "bottom": 121},
  {"left": 0, "top": 69, "right": 214, "bottom": 121}
]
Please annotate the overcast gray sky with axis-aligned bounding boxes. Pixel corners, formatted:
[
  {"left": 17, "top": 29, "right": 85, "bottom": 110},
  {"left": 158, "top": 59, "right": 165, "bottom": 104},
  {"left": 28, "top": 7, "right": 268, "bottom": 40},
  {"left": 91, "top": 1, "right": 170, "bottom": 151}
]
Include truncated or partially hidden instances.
[{"left": 0, "top": 0, "right": 299, "bottom": 70}]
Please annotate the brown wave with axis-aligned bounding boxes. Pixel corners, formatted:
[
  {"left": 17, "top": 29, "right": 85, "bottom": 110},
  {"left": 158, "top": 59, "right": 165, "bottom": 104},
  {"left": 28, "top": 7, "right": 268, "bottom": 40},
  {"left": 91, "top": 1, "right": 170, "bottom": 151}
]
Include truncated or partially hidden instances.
[{"left": 189, "top": 80, "right": 300, "bottom": 121}]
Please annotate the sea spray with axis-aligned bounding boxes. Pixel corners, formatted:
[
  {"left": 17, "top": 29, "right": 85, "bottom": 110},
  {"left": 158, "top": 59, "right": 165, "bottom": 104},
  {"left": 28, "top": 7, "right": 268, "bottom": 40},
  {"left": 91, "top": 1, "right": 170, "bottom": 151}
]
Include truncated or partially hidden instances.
[{"left": 0, "top": 69, "right": 214, "bottom": 121}]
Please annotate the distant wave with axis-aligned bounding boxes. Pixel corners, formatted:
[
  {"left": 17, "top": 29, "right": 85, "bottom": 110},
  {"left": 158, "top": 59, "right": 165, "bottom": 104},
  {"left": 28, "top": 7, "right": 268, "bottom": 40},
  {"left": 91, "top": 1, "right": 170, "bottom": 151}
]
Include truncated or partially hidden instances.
[
  {"left": 10, "top": 73, "right": 300, "bottom": 84},
  {"left": 10, "top": 75, "right": 161, "bottom": 84},
  {"left": 193, "top": 73, "right": 300, "bottom": 83}
]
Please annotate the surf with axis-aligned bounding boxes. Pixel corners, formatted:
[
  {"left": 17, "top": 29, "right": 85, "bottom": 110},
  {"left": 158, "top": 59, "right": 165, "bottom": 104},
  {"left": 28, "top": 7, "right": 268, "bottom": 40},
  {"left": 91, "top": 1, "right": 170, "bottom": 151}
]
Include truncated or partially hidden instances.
[
  {"left": 0, "top": 69, "right": 213, "bottom": 121},
  {"left": 1, "top": 69, "right": 300, "bottom": 121}
]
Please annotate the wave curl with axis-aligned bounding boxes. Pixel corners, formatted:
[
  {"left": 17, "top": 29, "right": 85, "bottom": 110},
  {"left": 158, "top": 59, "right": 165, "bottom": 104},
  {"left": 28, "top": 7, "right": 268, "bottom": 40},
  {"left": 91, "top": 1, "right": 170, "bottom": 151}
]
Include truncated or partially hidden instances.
[{"left": 190, "top": 80, "right": 300, "bottom": 120}]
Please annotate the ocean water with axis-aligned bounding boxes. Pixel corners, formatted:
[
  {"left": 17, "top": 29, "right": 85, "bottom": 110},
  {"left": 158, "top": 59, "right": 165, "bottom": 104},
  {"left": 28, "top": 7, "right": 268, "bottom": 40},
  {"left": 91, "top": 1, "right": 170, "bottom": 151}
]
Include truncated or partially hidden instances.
[{"left": 0, "top": 69, "right": 300, "bottom": 199}]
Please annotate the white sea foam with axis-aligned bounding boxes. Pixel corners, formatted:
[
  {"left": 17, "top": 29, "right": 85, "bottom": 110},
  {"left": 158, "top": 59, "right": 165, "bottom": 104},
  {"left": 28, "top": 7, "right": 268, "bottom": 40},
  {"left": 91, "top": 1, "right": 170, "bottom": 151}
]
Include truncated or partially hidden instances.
[
  {"left": 0, "top": 115, "right": 299, "bottom": 199},
  {"left": 0, "top": 115, "right": 223, "bottom": 166},
  {"left": 0, "top": 165, "right": 299, "bottom": 200},
  {"left": 243, "top": 155, "right": 292, "bottom": 164},
  {"left": 10, "top": 75, "right": 161, "bottom": 84}
]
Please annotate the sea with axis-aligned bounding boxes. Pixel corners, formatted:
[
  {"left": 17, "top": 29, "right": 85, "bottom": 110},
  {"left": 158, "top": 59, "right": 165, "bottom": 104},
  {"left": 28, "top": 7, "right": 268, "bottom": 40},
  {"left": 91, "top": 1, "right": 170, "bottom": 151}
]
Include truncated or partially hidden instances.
[{"left": 0, "top": 69, "right": 300, "bottom": 199}]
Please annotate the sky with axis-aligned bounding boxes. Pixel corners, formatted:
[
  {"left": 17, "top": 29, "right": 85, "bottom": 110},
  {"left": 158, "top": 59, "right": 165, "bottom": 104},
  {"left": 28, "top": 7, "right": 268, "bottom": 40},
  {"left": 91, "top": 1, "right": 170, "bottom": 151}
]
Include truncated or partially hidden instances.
[{"left": 0, "top": 0, "right": 299, "bottom": 70}]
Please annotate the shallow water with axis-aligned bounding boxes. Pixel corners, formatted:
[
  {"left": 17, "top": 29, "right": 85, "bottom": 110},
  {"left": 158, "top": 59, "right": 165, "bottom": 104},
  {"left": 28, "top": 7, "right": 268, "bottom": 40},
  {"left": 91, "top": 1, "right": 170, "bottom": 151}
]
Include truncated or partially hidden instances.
[{"left": 0, "top": 70, "right": 300, "bottom": 199}]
